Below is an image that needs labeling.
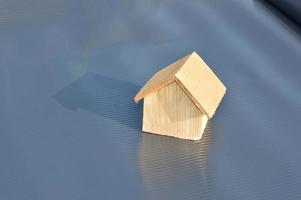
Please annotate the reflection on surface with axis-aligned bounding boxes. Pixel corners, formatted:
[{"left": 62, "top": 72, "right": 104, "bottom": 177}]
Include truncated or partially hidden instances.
[
  {"left": 138, "top": 121, "right": 214, "bottom": 200},
  {"left": 1, "top": 0, "right": 301, "bottom": 199}
]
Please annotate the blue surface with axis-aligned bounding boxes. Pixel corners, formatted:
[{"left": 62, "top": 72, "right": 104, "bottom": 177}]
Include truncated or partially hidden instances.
[{"left": 1, "top": 0, "right": 301, "bottom": 199}]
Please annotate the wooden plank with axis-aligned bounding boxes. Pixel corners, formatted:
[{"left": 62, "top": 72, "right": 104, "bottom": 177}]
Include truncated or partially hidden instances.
[
  {"left": 142, "top": 82, "right": 208, "bottom": 140},
  {"left": 134, "top": 54, "right": 190, "bottom": 103},
  {"left": 175, "top": 52, "right": 226, "bottom": 118}
]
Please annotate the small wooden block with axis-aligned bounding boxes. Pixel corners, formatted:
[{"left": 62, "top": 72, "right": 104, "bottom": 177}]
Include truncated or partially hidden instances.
[{"left": 135, "top": 52, "right": 226, "bottom": 140}]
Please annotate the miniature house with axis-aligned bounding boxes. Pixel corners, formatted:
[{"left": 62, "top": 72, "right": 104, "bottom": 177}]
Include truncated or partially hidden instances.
[{"left": 134, "top": 52, "right": 226, "bottom": 140}]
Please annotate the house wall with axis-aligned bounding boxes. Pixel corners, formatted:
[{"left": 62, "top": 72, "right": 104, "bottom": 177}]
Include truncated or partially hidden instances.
[{"left": 142, "top": 82, "right": 208, "bottom": 140}]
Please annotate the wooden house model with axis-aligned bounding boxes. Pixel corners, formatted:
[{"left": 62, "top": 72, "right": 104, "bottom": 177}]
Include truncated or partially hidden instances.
[{"left": 134, "top": 52, "right": 226, "bottom": 140}]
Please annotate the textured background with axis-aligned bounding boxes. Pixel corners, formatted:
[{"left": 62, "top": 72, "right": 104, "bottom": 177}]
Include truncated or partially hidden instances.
[{"left": 0, "top": 0, "right": 301, "bottom": 199}]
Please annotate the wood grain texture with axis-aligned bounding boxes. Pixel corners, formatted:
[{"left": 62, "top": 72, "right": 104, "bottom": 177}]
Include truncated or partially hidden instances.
[
  {"left": 175, "top": 52, "right": 226, "bottom": 117},
  {"left": 135, "top": 52, "right": 226, "bottom": 118},
  {"left": 134, "top": 54, "right": 190, "bottom": 103},
  {"left": 143, "top": 82, "right": 208, "bottom": 140}
]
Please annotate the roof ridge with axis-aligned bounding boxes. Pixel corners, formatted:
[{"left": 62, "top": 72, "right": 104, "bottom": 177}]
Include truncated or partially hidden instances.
[
  {"left": 134, "top": 53, "right": 193, "bottom": 103},
  {"left": 173, "top": 52, "right": 196, "bottom": 76}
]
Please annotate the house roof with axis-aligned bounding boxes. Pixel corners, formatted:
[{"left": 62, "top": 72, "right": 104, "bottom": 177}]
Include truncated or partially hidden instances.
[{"left": 134, "top": 52, "right": 226, "bottom": 118}]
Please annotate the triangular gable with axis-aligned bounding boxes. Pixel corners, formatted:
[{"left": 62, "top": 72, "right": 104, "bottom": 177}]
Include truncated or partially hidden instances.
[
  {"left": 134, "top": 52, "right": 226, "bottom": 118},
  {"left": 134, "top": 54, "right": 190, "bottom": 103}
]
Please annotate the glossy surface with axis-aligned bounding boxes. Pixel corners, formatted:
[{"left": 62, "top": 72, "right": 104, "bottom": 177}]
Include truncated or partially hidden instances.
[{"left": 1, "top": 0, "right": 301, "bottom": 199}]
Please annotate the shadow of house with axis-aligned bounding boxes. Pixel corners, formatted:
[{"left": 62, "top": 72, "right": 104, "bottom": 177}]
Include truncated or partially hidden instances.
[
  {"left": 138, "top": 121, "right": 215, "bottom": 200},
  {"left": 54, "top": 72, "right": 142, "bottom": 130}
]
